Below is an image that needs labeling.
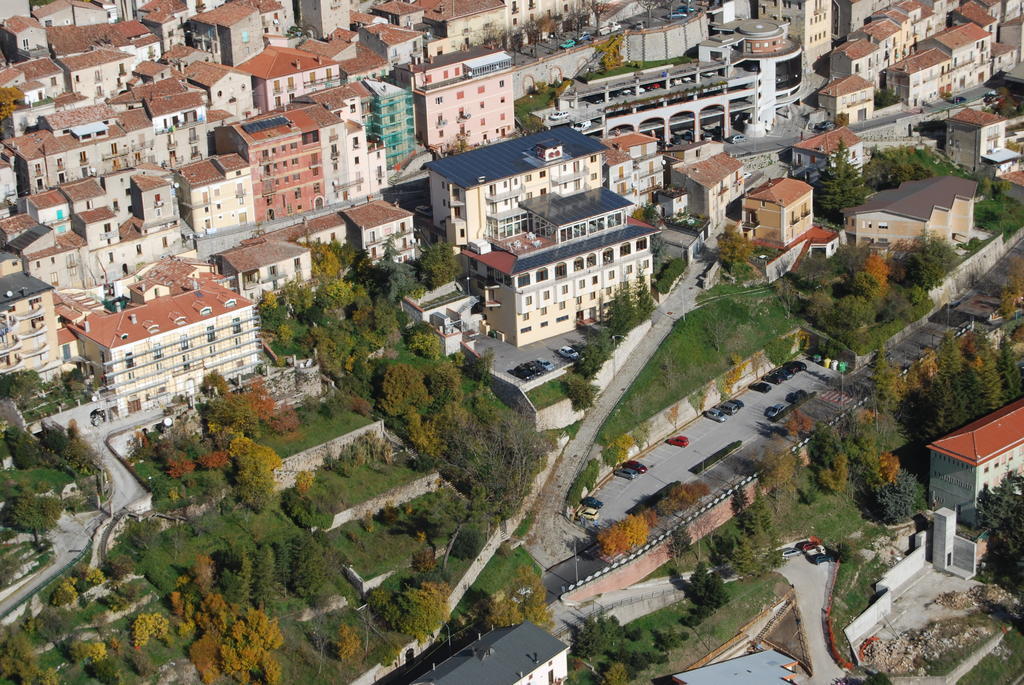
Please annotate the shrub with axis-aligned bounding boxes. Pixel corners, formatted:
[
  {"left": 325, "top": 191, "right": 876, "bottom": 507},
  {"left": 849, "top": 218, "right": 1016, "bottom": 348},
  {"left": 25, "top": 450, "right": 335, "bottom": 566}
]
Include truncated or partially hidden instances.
[
  {"left": 764, "top": 336, "right": 794, "bottom": 366},
  {"left": 564, "top": 373, "right": 598, "bottom": 411},
  {"left": 602, "top": 434, "right": 635, "bottom": 467},
  {"left": 450, "top": 525, "right": 486, "bottom": 560},
  {"left": 50, "top": 578, "right": 78, "bottom": 606},
  {"left": 568, "top": 459, "right": 601, "bottom": 504},
  {"left": 655, "top": 258, "right": 686, "bottom": 294}
]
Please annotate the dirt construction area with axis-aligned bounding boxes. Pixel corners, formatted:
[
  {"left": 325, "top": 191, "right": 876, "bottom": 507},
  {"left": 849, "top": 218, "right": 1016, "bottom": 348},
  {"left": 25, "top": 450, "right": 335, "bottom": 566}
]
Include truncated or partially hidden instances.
[{"left": 860, "top": 583, "right": 1018, "bottom": 675}]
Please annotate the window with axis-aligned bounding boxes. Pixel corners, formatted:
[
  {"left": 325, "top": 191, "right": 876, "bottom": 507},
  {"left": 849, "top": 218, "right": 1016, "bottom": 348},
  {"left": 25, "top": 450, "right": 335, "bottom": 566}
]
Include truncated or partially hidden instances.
[
  {"left": 124, "top": 352, "right": 134, "bottom": 369},
  {"left": 536, "top": 268, "right": 549, "bottom": 282},
  {"left": 180, "top": 334, "right": 189, "bottom": 351},
  {"left": 242, "top": 31, "right": 249, "bottom": 42},
  {"left": 206, "top": 325, "right": 216, "bottom": 343},
  {"left": 517, "top": 273, "right": 530, "bottom": 287},
  {"left": 153, "top": 343, "right": 163, "bottom": 360},
  {"left": 232, "top": 317, "right": 242, "bottom": 334},
  {"left": 555, "top": 263, "right": 567, "bottom": 278}
]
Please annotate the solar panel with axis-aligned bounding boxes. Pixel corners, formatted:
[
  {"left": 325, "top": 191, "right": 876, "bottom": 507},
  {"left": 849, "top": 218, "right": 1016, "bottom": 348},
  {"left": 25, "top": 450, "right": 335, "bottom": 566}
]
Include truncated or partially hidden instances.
[{"left": 241, "top": 115, "right": 290, "bottom": 135}]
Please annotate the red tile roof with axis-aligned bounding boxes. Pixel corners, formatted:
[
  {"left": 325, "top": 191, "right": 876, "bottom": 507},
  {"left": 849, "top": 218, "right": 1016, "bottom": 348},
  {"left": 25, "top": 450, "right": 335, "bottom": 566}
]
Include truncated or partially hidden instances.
[
  {"left": 183, "top": 60, "right": 243, "bottom": 87},
  {"left": 887, "top": 47, "right": 949, "bottom": 74},
  {"left": 337, "top": 44, "right": 388, "bottom": 76},
  {"left": 2, "top": 16, "right": 43, "bottom": 33},
  {"left": 27, "top": 189, "right": 67, "bottom": 210},
  {"left": 16, "top": 57, "right": 61, "bottom": 81},
  {"left": 190, "top": 2, "right": 258, "bottom": 26},
  {"left": 177, "top": 153, "right": 248, "bottom": 186},
  {"left": 237, "top": 45, "right": 339, "bottom": 79},
  {"left": 604, "top": 131, "right": 658, "bottom": 150},
  {"left": 928, "top": 397, "right": 1024, "bottom": 465},
  {"left": 46, "top": 20, "right": 152, "bottom": 56},
  {"left": 818, "top": 74, "right": 873, "bottom": 97},
  {"left": 59, "top": 177, "right": 105, "bottom": 202},
  {"left": 143, "top": 90, "right": 205, "bottom": 117},
  {"left": 361, "top": 23, "right": 423, "bottom": 46},
  {"left": 792, "top": 126, "right": 862, "bottom": 155},
  {"left": 949, "top": 107, "right": 1005, "bottom": 127},
  {"left": 216, "top": 236, "right": 308, "bottom": 272},
  {"left": 373, "top": 0, "right": 424, "bottom": 14},
  {"left": 59, "top": 47, "right": 132, "bottom": 71},
  {"left": 418, "top": 0, "right": 504, "bottom": 20},
  {"left": 955, "top": 1, "right": 997, "bottom": 27},
  {"left": 745, "top": 177, "right": 812, "bottom": 206},
  {"left": 928, "top": 22, "right": 991, "bottom": 50},
  {"left": 682, "top": 152, "right": 742, "bottom": 188},
  {"left": 834, "top": 38, "right": 878, "bottom": 60},
  {"left": 341, "top": 199, "right": 412, "bottom": 228}
]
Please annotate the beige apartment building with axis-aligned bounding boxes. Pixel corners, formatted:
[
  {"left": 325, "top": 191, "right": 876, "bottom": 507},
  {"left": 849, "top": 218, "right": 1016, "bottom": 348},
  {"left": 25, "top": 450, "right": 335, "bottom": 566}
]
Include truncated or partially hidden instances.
[
  {"left": 670, "top": 152, "right": 745, "bottom": 231},
  {"left": 214, "top": 236, "right": 311, "bottom": 301},
  {"left": 946, "top": 108, "right": 1008, "bottom": 171},
  {"left": 830, "top": 39, "right": 882, "bottom": 84},
  {"left": 741, "top": 177, "right": 814, "bottom": 247},
  {"left": 175, "top": 154, "right": 256, "bottom": 234},
  {"left": 421, "top": 0, "right": 505, "bottom": 56},
  {"left": 57, "top": 47, "right": 133, "bottom": 103},
  {"left": 341, "top": 199, "right": 417, "bottom": 263},
  {"left": 0, "top": 253, "right": 62, "bottom": 380},
  {"left": 70, "top": 277, "right": 261, "bottom": 417},
  {"left": 426, "top": 127, "right": 608, "bottom": 246},
  {"left": 817, "top": 75, "right": 875, "bottom": 122},
  {"left": 884, "top": 48, "right": 951, "bottom": 106},
  {"left": 843, "top": 176, "right": 977, "bottom": 246},
  {"left": 602, "top": 132, "right": 663, "bottom": 205},
  {"left": 922, "top": 23, "right": 992, "bottom": 90},
  {"left": 758, "top": 0, "right": 832, "bottom": 72}
]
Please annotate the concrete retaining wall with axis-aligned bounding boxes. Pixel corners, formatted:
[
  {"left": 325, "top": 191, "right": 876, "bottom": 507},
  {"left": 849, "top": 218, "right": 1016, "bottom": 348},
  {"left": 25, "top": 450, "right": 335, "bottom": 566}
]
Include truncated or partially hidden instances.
[
  {"left": 622, "top": 16, "right": 709, "bottom": 63},
  {"left": 512, "top": 49, "right": 595, "bottom": 99},
  {"left": 324, "top": 472, "right": 442, "bottom": 530},
  {"left": 766, "top": 242, "right": 805, "bottom": 282},
  {"left": 272, "top": 420, "right": 386, "bottom": 489},
  {"left": 929, "top": 232, "right": 1024, "bottom": 307},
  {"left": 535, "top": 398, "right": 586, "bottom": 431}
]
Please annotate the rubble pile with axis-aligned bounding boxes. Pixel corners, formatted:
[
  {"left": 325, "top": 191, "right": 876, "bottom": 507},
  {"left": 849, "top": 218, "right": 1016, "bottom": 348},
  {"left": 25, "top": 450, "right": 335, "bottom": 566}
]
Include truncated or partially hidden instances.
[
  {"left": 934, "top": 591, "right": 974, "bottom": 609},
  {"left": 862, "top": 622, "right": 994, "bottom": 674},
  {"left": 933, "top": 585, "right": 1017, "bottom": 612}
]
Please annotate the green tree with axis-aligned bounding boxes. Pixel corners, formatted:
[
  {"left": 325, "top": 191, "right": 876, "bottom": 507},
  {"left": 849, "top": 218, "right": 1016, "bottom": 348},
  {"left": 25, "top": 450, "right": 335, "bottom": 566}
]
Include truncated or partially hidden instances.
[
  {"left": 564, "top": 373, "right": 598, "bottom": 411},
  {"left": 417, "top": 242, "right": 460, "bottom": 290},
  {"left": 393, "top": 581, "right": 450, "bottom": 641},
  {"left": 731, "top": 536, "right": 757, "bottom": 576},
  {"left": 6, "top": 495, "right": 61, "bottom": 543},
  {"left": 818, "top": 141, "right": 870, "bottom": 220},
  {"left": 977, "top": 473, "right": 1024, "bottom": 588},
  {"left": 378, "top": 363, "right": 429, "bottom": 416},
  {"left": 601, "top": 662, "right": 630, "bottom": 685},
  {"left": 872, "top": 346, "right": 901, "bottom": 413},
  {"left": 688, "top": 562, "right": 727, "bottom": 613},
  {"left": 406, "top": 326, "right": 442, "bottom": 360},
  {"left": 998, "top": 338, "right": 1022, "bottom": 401},
  {"left": 222, "top": 550, "right": 253, "bottom": 606},
  {"left": 904, "top": 234, "right": 957, "bottom": 290},
  {"left": 874, "top": 469, "right": 920, "bottom": 524},
  {"left": 573, "top": 614, "right": 623, "bottom": 659},
  {"left": 230, "top": 437, "right": 282, "bottom": 511},
  {"left": 426, "top": 362, "right": 463, "bottom": 407},
  {"left": 289, "top": 534, "right": 327, "bottom": 599},
  {"left": 717, "top": 225, "right": 754, "bottom": 268},
  {"left": 252, "top": 545, "right": 276, "bottom": 602}
]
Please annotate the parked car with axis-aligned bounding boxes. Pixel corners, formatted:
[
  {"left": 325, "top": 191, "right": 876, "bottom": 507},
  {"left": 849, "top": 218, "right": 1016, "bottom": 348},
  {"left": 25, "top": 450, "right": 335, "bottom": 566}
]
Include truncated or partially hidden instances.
[
  {"left": 669, "top": 7, "right": 688, "bottom": 17},
  {"left": 810, "top": 552, "right": 836, "bottom": 565},
  {"left": 781, "top": 548, "right": 802, "bottom": 559},
  {"left": 632, "top": 21, "right": 645, "bottom": 29},
  {"left": 796, "top": 537, "right": 822, "bottom": 551},
  {"left": 952, "top": 95, "right": 967, "bottom": 104},
  {"left": 804, "top": 545, "right": 826, "bottom": 557},
  {"left": 579, "top": 507, "right": 600, "bottom": 521},
  {"left": 622, "top": 460, "right": 648, "bottom": 474},
  {"left": 616, "top": 467, "right": 641, "bottom": 480},
  {"left": 578, "top": 32, "right": 592, "bottom": 42},
  {"left": 666, "top": 435, "right": 690, "bottom": 447},
  {"left": 764, "top": 370, "right": 786, "bottom": 384},
  {"left": 765, "top": 404, "right": 786, "bottom": 419},
  {"left": 786, "top": 389, "right": 809, "bottom": 404},
  {"left": 721, "top": 398, "right": 744, "bottom": 414},
  {"left": 778, "top": 367, "right": 795, "bottom": 380},
  {"left": 548, "top": 110, "right": 570, "bottom": 121},
  {"left": 571, "top": 120, "right": 592, "bottom": 131},
  {"left": 783, "top": 360, "right": 807, "bottom": 373},
  {"left": 535, "top": 359, "right": 556, "bottom": 373},
  {"left": 704, "top": 408, "right": 728, "bottom": 422},
  {"left": 509, "top": 364, "right": 540, "bottom": 380},
  {"left": 813, "top": 120, "right": 836, "bottom": 132},
  {"left": 725, "top": 133, "right": 746, "bottom": 144},
  {"left": 649, "top": 82, "right": 663, "bottom": 89},
  {"left": 598, "top": 21, "right": 621, "bottom": 35},
  {"left": 556, "top": 345, "right": 580, "bottom": 361},
  {"left": 559, "top": 38, "right": 576, "bottom": 49},
  {"left": 750, "top": 381, "right": 772, "bottom": 393},
  {"left": 581, "top": 496, "right": 604, "bottom": 509}
]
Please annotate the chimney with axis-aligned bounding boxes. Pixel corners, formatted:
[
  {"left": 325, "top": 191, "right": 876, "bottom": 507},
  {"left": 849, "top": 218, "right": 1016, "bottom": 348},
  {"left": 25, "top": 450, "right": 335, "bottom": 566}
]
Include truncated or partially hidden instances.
[
  {"left": 84, "top": 319, "right": 91, "bottom": 333},
  {"left": 129, "top": 313, "right": 137, "bottom": 324}
]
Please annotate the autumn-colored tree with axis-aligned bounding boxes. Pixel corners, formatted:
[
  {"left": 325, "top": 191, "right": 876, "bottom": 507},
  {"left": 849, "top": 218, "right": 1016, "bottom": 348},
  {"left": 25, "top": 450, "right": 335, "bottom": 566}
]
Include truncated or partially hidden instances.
[
  {"left": 189, "top": 631, "right": 222, "bottom": 684},
  {"left": 220, "top": 608, "right": 284, "bottom": 685},
  {"left": 601, "top": 662, "right": 630, "bottom": 685},
  {"left": 658, "top": 481, "right": 710, "bottom": 515},
  {"left": 51, "top": 578, "right": 78, "bottom": 606},
  {"left": 70, "top": 641, "right": 107, "bottom": 664},
  {"left": 393, "top": 582, "right": 450, "bottom": 642},
  {"left": 817, "top": 452, "right": 849, "bottom": 493},
  {"left": 84, "top": 566, "right": 105, "bottom": 587},
  {"left": 785, "top": 410, "right": 814, "bottom": 437},
  {"left": 718, "top": 224, "right": 754, "bottom": 268},
  {"left": 863, "top": 253, "right": 890, "bottom": 294},
  {"left": 485, "top": 566, "right": 552, "bottom": 629},
  {"left": 377, "top": 363, "right": 429, "bottom": 416},
  {"left": 597, "top": 514, "right": 648, "bottom": 556},
  {"left": 602, "top": 433, "right": 635, "bottom": 466},
  {"left": 759, "top": 446, "right": 798, "bottom": 494},
  {"left": 199, "top": 450, "right": 230, "bottom": 469},
  {"left": 406, "top": 411, "right": 443, "bottom": 459},
  {"left": 230, "top": 437, "right": 282, "bottom": 511},
  {"left": 267, "top": 405, "right": 300, "bottom": 434},
  {"left": 196, "top": 593, "right": 234, "bottom": 636},
  {"left": 244, "top": 378, "right": 277, "bottom": 422},
  {"left": 131, "top": 613, "right": 170, "bottom": 648},
  {"left": 193, "top": 554, "right": 217, "bottom": 595},
  {"left": 336, "top": 624, "right": 360, "bottom": 662},
  {"left": 0, "top": 87, "right": 22, "bottom": 121},
  {"left": 167, "top": 457, "right": 196, "bottom": 478},
  {"left": 295, "top": 471, "right": 314, "bottom": 495},
  {"left": 879, "top": 451, "right": 900, "bottom": 484},
  {"left": 621, "top": 513, "right": 649, "bottom": 548}
]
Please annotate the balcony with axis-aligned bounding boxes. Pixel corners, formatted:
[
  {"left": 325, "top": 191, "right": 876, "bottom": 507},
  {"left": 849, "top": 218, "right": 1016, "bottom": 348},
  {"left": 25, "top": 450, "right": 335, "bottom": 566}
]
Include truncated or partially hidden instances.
[
  {"left": 551, "top": 166, "right": 588, "bottom": 185},
  {"left": 486, "top": 185, "right": 522, "bottom": 203},
  {"left": 155, "top": 116, "right": 206, "bottom": 135},
  {"left": 16, "top": 305, "right": 43, "bottom": 320},
  {"left": 0, "top": 335, "right": 20, "bottom": 355},
  {"left": 22, "top": 325, "right": 46, "bottom": 340}
]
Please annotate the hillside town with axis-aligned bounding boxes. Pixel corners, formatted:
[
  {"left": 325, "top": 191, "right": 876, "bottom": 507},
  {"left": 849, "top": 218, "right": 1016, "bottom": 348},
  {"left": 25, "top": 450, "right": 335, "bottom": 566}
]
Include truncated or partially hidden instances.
[{"left": 1, "top": 0, "right": 1024, "bottom": 683}]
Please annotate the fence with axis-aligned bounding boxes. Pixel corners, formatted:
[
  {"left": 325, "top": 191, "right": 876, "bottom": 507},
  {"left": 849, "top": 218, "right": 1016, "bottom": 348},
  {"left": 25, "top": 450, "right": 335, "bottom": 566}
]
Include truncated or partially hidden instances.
[{"left": 0, "top": 544, "right": 91, "bottom": 625}]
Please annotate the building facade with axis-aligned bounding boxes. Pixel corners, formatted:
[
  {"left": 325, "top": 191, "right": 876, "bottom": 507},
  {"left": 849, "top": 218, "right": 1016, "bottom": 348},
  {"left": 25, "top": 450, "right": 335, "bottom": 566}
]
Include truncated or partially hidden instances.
[
  {"left": 884, "top": 48, "right": 952, "bottom": 106},
  {"left": 361, "top": 79, "right": 416, "bottom": 169},
  {"left": 0, "top": 256, "right": 62, "bottom": 380},
  {"left": 945, "top": 108, "right": 1008, "bottom": 171},
  {"left": 843, "top": 176, "right": 977, "bottom": 245},
  {"left": 817, "top": 75, "right": 875, "bottom": 123},
  {"left": 214, "top": 236, "right": 311, "bottom": 300},
  {"left": 175, "top": 153, "right": 255, "bottom": 233},
  {"left": 341, "top": 199, "right": 416, "bottom": 262},
  {"left": 741, "top": 177, "right": 814, "bottom": 247}
]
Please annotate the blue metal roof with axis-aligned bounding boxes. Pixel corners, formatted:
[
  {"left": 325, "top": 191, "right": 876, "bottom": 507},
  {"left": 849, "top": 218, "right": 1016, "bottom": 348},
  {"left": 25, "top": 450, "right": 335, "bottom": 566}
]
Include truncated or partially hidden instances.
[
  {"left": 425, "top": 128, "right": 608, "bottom": 188},
  {"left": 521, "top": 187, "right": 633, "bottom": 227},
  {"left": 510, "top": 221, "right": 656, "bottom": 274}
]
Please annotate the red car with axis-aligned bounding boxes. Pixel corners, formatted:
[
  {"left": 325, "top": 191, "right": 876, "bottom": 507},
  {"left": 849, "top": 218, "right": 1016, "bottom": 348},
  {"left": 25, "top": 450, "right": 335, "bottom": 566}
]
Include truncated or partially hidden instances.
[
  {"left": 666, "top": 435, "right": 690, "bottom": 447},
  {"left": 621, "top": 460, "right": 648, "bottom": 474}
]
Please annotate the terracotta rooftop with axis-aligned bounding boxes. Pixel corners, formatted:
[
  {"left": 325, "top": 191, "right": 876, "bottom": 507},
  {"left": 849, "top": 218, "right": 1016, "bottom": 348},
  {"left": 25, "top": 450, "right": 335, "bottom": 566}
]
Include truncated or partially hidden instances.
[
  {"left": 144, "top": 90, "right": 205, "bottom": 117},
  {"left": 604, "top": 131, "right": 658, "bottom": 150},
  {"left": 992, "top": 42, "right": 1017, "bottom": 57},
  {"left": 265, "top": 211, "right": 346, "bottom": 243},
  {"left": 418, "top": 0, "right": 504, "bottom": 21},
  {"left": 2, "top": 16, "right": 43, "bottom": 33},
  {"left": 16, "top": 57, "right": 61, "bottom": 81},
  {"left": 297, "top": 82, "right": 370, "bottom": 111},
  {"left": 71, "top": 280, "right": 251, "bottom": 350},
  {"left": 132, "top": 173, "right": 171, "bottom": 191},
  {"left": 372, "top": 0, "right": 425, "bottom": 14},
  {"left": 77, "top": 206, "right": 116, "bottom": 223},
  {"left": 237, "top": 45, "right": 339, "bottom": 79},
  {"left": 834, "top": 39, "right": 878, "bottom": 60},
  {"left": 745, "top": 177, "right": 812, "bottom": 206},
  {"left": 928, "top": 397, "right": 1024, "bottom": 465},
  {"left": 681, "top": 152, "right": 743, "bottom": 188},
  {"left": 955, "top": 1, "right": 997, "bottom": 27},
  {"left": 139, "top": 0, "right": 188, "bottom": 24},
  {"left": 928, "top": 22, "right": 991, "bottom": 50},
  {"left": 792, "top": 126, "right": 862, "bottom": 155},
  {"left": 604, "top": 147, "right": 631, "bottom": 165},
  {"left": 134, "top": 60, "right": 170, "bottom": 77},
  {"left": 887, "top": 47, "right": 949, "bottom": 73},
  {"left": 361, "top": 23, "right": 423, "bottom": 46},
  {"left": 189, "top": 2, "right": 258, "bottom": 26},
  {"left": 342, "top": 199, "right": 412, "bottom": 228},
  {"left": 233, "top": 104, "right": 341, "bottom": 142},
  {"left": 60, "top": 47, "right": 132, "bottom": 72},
  {"left": 124, "top": 256, "right": 216, "bottom": 297},
  {"left": 0, "top": 69, "right": 22, "bottom": 86},
  {"left": 949, "top": 108, "right": 1005, "bottom": 127},
  {"left": 818, "top": 74, "right": 873, "bottom": 97},
  {"left": 216, "top": 236, "right": 308, "bottom": 272},
  {"left": 349, "top": 11, "right": 378, "bottom": 24},
  {"left": 177, "top": 153, "right": 248, "bottom": 186},
  {"left": 59, "top": 177, "right": 106, "bottom": 203},
  {"left": 118, "top": 108, "right": 153, "bottom": 131},
  {"left": 22, "top": 228, "right": 84, "bottom": 260},
  {"left": 44, "top": 103, "right": 118, "bottom": 131},
  {"left": 183, "top": 60, "right": 242, "bottom": 87},
  {"left": 338, "top": 44, "right": 388, "bottom": 76},
  {"left": 26, "top": 189, "right": 67, "bottom": 210},
  {"left": 107, "top": 77, "right": 190, "bottom": 105},
  {"left": 0, "top": 214, "right": 41, "bottom": 240},
  {"left": 46, "top": 21, "right": 152, "bottom": 56},
  {"left": 299, "top": 37, "right": 355, "bottom": 60},
  {"left": 858, "top": 17, "right": 900, "bottom": 40},
  {"left": 162, "top": 44, "right": 205, "bottom": 61}
]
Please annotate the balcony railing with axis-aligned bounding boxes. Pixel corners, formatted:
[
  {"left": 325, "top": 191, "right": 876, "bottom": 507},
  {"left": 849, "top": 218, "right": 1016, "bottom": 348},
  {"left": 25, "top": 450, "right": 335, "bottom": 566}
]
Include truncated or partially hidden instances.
[
  {"left": 0, "top": 335, "right": 20, "bottom": 355},
  {"left": 16, "top": 306, "right": 43, "bottom": 321},
  {"left": 155, "top": 116, "right": 206, "bottom": 135}
]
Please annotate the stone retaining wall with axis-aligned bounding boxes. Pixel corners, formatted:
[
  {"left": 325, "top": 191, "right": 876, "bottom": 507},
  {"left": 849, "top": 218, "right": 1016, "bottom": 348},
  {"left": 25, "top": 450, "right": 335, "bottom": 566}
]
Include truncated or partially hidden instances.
[
  {"left": 512, "top": 49, "right": 595, "bottom": 99},
  {"left": 272, "top": 420, "right": 386, "bottom": 489},
  {"left": 324, "top": 472, "right": 442, "bottom": 531},
  {"left": 622, "top": 16, "right": 709, "bottom": 63}
]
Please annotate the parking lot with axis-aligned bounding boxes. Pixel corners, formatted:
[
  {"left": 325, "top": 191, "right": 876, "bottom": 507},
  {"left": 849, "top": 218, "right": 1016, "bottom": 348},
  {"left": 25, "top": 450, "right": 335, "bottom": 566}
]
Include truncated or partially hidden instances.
[
  {"left": 591, "top": 361, "right": 845, "bottom": 524},
  {"left": 475, "top": 328, "right": 585, "bottom": 385}
]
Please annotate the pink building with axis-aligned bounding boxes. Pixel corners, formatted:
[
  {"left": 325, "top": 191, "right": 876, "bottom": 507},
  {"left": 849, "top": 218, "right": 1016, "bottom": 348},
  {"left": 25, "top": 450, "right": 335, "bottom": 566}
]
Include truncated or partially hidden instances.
[
  {"left": 236, "top": 45, "right": 342, "bottom": 113},
  {"left": 393, "top": 47, "right": 514, "bottom": 153}
]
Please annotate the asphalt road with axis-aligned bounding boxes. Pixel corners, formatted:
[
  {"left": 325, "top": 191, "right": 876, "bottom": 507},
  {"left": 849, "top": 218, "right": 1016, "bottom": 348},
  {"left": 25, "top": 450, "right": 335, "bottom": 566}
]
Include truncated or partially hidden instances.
[
  {"left": 779, "top": 555, "right": 846, "bottom": 684},
  {"left": 592, "top": 362, "right": 843, "bottom": 525}
]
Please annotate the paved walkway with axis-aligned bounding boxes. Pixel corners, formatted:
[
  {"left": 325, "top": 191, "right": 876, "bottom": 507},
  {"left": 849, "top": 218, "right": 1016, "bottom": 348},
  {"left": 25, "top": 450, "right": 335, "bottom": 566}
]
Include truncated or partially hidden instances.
[
  {"left": 779, "top": 558, "right": 846, "bottom": 685},
  {"left": 525, "top": 258, "right": 710, "bottom": 570}
]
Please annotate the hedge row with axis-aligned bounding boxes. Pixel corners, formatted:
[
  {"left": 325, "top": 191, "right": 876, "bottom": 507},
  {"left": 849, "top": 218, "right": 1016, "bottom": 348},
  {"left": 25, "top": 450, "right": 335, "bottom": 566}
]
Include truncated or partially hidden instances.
[
  {"left": 568, "top": 458, "right": 601, "bottom": 505},
  {"left": 689, "top": 441, "right": 742, "bottom": 475},
  {"left": 655, "top": 258, "right": 686, "bottom": 294}
]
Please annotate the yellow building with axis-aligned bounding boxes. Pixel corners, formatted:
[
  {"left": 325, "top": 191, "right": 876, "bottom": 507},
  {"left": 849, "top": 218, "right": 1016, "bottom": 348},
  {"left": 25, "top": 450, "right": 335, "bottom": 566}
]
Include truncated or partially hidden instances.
[
  {"left": 741, "top": 177, "right": 813, "bottom": 247},
  {"left": 843, "top": 176, "right": 977, "bottom": 246},
  {"left": 817, "top": 75, "right": 875, "bottom": 123},
  {"left": 0, "top": 253, "right": 61, "bottom": 380},
  {"left": 759, "top": 0, "right": 832, "bottom": 72},
  {"left": 174, "top": 153, "right": 255, "bottom": 234},
  {"left": 70, "top": 277, "right": 261, "bottom": 417}
]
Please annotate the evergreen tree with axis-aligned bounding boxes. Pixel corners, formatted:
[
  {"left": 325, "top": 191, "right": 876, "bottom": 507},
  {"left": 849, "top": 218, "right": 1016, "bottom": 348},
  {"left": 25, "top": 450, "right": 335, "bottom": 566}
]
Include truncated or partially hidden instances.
[
  {"left": 972, "top": 336, "right": 1005, "bottom": 413},
  {"left": 252, "top": 545, "right": 275, "bottom": 604},
  {"left": 818, "top": 141, "right": 870, "bottom": 221},
  {"left": 929, "top": 333, "right": 968, "bottom": 436},
  {"left": 731, "top": 536, "right": 757, "bottom": 576},
  {"left": 872, "top": 346, "right": 900, "bottom": 414},
  {"left": 998, "top": 338, "right": 1022, "bottom": 401},
  {"left": 289, "top": 534, "right": 327, "bottom": 599}
]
